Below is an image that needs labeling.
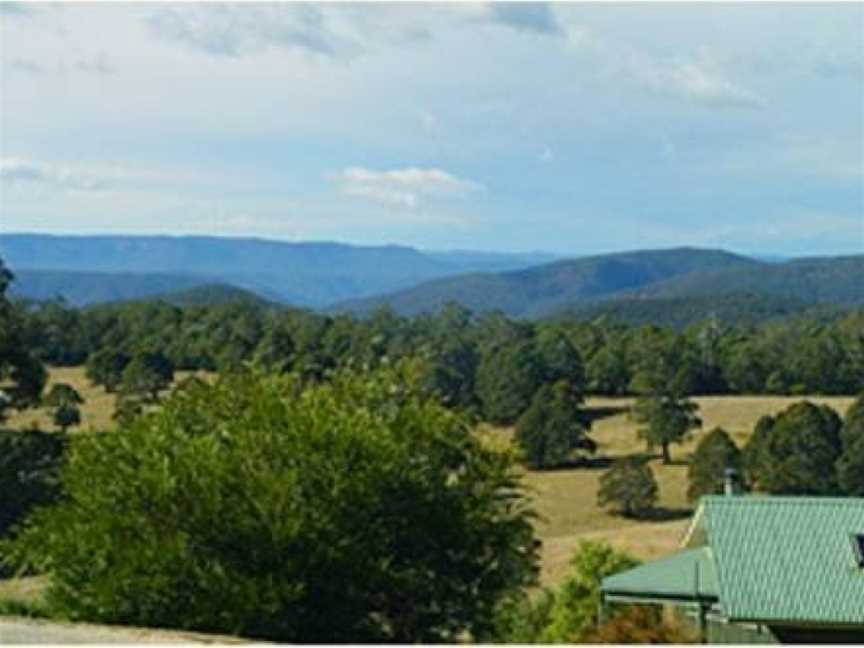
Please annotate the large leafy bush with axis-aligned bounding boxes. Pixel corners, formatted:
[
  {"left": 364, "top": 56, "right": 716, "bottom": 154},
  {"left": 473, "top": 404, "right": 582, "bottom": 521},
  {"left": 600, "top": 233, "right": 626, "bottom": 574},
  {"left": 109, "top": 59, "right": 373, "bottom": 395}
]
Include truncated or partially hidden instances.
[{"left": 3, "top": 365, "right": 538, "bottom": 642}]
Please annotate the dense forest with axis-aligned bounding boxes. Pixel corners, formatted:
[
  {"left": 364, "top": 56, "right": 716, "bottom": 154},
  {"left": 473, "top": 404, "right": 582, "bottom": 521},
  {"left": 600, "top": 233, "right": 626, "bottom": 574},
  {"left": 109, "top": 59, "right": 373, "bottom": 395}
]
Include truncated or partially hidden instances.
[{"left": 20, "top": 290, "right": 864, "bottom": 402}]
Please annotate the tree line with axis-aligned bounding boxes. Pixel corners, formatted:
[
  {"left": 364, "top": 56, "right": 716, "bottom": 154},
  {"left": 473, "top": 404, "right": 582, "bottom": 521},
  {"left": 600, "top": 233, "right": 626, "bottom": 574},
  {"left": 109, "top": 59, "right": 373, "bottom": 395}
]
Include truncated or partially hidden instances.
[{"left": 21, "top": 293, "right": 864, "bottom": 400}]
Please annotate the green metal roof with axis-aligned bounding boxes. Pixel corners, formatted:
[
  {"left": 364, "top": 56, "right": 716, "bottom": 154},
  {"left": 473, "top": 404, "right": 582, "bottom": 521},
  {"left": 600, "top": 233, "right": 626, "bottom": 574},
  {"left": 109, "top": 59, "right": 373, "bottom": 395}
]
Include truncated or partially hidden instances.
[
  {"left": 602, "top": 547, "right": 718, "bottom": 602},
  {"left": 601, "top": 496, "right": 864, "bottom": 626},
  {"left": 701, "top": 496, "right": 864, "bottom": 625}
]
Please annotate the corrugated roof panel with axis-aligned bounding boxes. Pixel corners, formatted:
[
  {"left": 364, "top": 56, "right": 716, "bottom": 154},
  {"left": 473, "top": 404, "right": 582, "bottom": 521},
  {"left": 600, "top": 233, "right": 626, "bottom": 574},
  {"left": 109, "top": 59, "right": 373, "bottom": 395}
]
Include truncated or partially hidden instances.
[
  {"left": 602, "top": 547, "right": 718, "bottom": 600},
  {"left": 703, "top": 496, "right": 864, "bottom": 624}
]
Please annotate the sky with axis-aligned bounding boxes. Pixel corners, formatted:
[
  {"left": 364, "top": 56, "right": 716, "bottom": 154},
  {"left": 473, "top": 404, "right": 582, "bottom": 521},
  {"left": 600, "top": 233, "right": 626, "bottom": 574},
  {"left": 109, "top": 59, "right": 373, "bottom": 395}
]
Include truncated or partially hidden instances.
[{"left": 1, "top": 1, "right": 862, "bottom": 257}]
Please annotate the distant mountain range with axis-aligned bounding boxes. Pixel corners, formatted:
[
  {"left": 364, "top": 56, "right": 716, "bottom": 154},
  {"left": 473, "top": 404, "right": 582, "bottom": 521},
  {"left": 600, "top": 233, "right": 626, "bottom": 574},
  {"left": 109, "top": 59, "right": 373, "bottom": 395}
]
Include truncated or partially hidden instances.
[
  {"left": 2, "top": 234, "right": 861, "bottom": 323},
  {"left": 0, "top": 234, "right": 553, "bottom": 307},
  {"left": 331, "top": 248, "right": 757, "bottom": 316},
  {"left": 334, "top": 249, "right": 863, "bottom": 319}
]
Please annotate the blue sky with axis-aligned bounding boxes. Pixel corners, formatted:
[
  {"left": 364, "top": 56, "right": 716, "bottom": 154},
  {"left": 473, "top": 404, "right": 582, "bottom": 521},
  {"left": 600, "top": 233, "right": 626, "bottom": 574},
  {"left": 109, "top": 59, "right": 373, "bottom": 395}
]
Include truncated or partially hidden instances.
[{"left": 1, "top": 1, "right": 862, "bottom": 256}]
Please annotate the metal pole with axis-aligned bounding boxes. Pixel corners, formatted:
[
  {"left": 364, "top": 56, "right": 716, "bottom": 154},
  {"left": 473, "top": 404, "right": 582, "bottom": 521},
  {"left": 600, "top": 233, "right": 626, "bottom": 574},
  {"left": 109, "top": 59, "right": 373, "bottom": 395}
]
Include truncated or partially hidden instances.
[{"left": 697, "top": 603, "right": 707, "bottom": 644}]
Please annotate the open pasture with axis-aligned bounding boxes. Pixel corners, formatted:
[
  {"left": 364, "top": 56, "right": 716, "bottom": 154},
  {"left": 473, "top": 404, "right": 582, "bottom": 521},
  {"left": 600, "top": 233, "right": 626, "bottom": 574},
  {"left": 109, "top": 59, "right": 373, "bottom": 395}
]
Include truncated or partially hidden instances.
[
  {"left": 5, "top": 366, "right": 208, "bottom": 433},
  {"left": 518, "top": 394, "right": 856, "bottom": 585}
]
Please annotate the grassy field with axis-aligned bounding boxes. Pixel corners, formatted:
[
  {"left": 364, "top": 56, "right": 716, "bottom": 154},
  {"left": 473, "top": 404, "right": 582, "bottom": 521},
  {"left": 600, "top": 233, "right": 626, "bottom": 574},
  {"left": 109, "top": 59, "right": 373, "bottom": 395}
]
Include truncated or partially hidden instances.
[
  {"left": 517, "top": 394, "right": 856, "bottom": 585},
  {"left": 2, "top": 367, "right": 856, "bottom": 596},
  {"left": 5, "top": 366, "right": 207, "bottom": 433}
]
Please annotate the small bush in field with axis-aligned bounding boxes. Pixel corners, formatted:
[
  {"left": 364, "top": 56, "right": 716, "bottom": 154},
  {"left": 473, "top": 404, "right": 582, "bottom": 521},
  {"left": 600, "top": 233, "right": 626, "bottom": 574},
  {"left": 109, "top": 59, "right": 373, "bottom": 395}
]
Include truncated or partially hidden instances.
[{"left": 597, "top": 456, "right": 659, "bottom": 517}]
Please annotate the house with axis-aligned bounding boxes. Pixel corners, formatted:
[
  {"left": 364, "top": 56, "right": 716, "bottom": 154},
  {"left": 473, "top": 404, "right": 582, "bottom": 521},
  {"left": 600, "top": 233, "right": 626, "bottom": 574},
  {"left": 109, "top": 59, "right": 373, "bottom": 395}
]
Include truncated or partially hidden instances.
[{"left": 600, "top": 495, "right": 864, "bottom": 643}]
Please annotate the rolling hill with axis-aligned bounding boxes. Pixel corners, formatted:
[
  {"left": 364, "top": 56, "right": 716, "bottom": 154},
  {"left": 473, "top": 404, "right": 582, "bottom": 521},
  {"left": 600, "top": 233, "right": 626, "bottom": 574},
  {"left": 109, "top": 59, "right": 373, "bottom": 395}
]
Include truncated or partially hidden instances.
[
  {"left": 331, "top": 248, "right": 762, "bottom": 317},
  {"left": 0, "top": 234, "right": 551, "bottom": 307},
  {"left": 7, "top": 269, "right": 223, "bottom": 307},
  {"left": 134, "top": 283, "right": 277, "bottom": 308},
  {"left": 627, "top": 255, "right": 864, "bottom": 305},
  {"left": 333, "top": 250, "right": 863, "bottom": 319}
]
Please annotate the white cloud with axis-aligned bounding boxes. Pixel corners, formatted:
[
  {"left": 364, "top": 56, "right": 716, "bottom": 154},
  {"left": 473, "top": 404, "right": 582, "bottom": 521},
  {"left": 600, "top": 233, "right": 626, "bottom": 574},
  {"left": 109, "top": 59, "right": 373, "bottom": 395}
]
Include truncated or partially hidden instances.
[
  {"left": 0, "top": 157, "right": 217, "bottom": 195},
  {"left": 74, "top": 53, "right": 114, "bottom": 75},
  {"left": 627, "top": 49, "right": 765, "bottom": 110},
  {"left": 147, "top": 4, "right": 360, "bottom": 59},
  {"left": 334, "top": 167, "right": 483, "bottom": 209},
  {"left": 5, "top": 58, "right": 46, "bottom": 75},
  {"left": 483, "top": 3, "right": 564, "bottom": 37},
  {"left": 0, "top": 157, "right": 108, "bottom": 192}
]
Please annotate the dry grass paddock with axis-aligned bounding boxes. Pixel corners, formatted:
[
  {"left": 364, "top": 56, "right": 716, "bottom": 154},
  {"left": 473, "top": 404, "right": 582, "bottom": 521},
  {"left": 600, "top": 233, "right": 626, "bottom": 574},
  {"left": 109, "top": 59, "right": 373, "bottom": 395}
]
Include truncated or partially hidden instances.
[
  {"left": 5, "top": 366, "right": 208, "bottom": 433},
  {"left": 2, "top": 367, "right": 856, "bottom": 597},
  {"left": 514, "top": 394, "right": 856, "bottom": 585}
]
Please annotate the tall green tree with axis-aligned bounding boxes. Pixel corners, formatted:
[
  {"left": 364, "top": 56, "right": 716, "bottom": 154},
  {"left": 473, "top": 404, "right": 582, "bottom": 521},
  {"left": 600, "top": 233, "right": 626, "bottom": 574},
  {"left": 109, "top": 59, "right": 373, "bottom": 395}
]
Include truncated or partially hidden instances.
[
  {"left": 476, "top": 339, "right": 544, "bottom": 425},
  {"left": 417, "top": 337, "right": 479, "bottom": 411},
  {"left": 0, "top": 261, "right": 46, "bottom": 420},
  {"left": 632, "top": 396, "right": 701, "bottom": 464},
  {"left": 515, "top": 381, "right": 593, "bottom": 469},
  {"left": 253, "top": 321, "right": 295, "bottom": 373},
  {"left": 119, "top": 352, "right": 174, "bottom": 402},
  {"left": 535, "top": 326, "right": 585, "bottom": 391},
  {"left": 85, "top": 349, "right": 130, "bottom": 393},
  {"left": 0, "top": 429, "right": 67, "bottom": 544},
  {"left": 585, "top": 343, "right": 630, "bottom": 396},
  {"left": 630, "top": 333, "right": 701, "bottom": 464},
  {"left": 43, "top": 383, "right": 84, "bottom": 433},
  {"left": 744, "top": 401, "right": 843, "bottom": 495},
  {"left": 687, "top": 427, "right": 742, "bottom": 501},
  {"left": 4, "top": 365, "right": 538, "bottom": 643},
  {"left": 836, "top": 394, "right": 864, "bottom": 496}
]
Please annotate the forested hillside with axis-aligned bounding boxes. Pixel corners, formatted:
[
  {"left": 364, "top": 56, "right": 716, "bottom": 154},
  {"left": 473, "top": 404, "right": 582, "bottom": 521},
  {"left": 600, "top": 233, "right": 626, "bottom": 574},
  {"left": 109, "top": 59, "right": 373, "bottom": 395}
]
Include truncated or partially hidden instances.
[
  {"left": 139, "top": 283, "right": 277, "bottom": 308},
  {"left": 555, "top": 293, "right": 851, "bottom": 329},
  {"left": 333, "top": 248, "right": 759, "bottom": 317},
  {"left": 630, "top": 255, "right": 864, "bottom": 305},
  {"left": 8, "top": 270, "right": 227, "bottom": 307},
  {"left": 335, "top": 251, "right": 863, "bottom": 318}
]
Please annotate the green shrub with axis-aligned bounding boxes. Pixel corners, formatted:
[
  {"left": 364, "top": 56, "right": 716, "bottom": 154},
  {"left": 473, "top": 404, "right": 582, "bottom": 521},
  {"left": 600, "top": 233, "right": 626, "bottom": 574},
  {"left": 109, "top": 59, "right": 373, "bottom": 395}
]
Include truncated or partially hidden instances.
[
  {"left": 486, "top": 540, "right": 639, "bottom": 644},
  {"left": 687, "top": 427, "right": 742, "bottom": 501},
  {"left": 597, "top": 456, "right": 658, "bottom": 517},
  {"left": 541, "top": 540, "right": 639, "bottom": 642},
  {"left": 487, "top": 588, "right": 556, "bottom": 643},
  {"left": 3, "top": 365, "right": 538, "bottom": 643}
]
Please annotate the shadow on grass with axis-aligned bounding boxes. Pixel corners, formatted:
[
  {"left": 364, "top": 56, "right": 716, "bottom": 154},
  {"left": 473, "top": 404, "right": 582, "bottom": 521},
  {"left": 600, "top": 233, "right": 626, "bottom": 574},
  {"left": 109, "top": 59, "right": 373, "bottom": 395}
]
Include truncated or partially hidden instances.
[
  {"left": 532, "top": 455, "right": 616, "bottom": 472},
  {"left": 581, "top": 405, "right": 630, "bottom": 425},
  {"left": 661, "top": 458, "right": 692, "bottom": 467},
  {"left": 628, "top": 506, "right": 693, "bottom": 522}
]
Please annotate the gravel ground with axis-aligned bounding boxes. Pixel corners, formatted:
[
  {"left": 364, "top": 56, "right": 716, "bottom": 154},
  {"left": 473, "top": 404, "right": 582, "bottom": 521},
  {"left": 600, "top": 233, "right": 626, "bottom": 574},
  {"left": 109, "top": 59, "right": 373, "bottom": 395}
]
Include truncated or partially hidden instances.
[{"left": 0, "top": 617, "right": 255, "bottom": 644}]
